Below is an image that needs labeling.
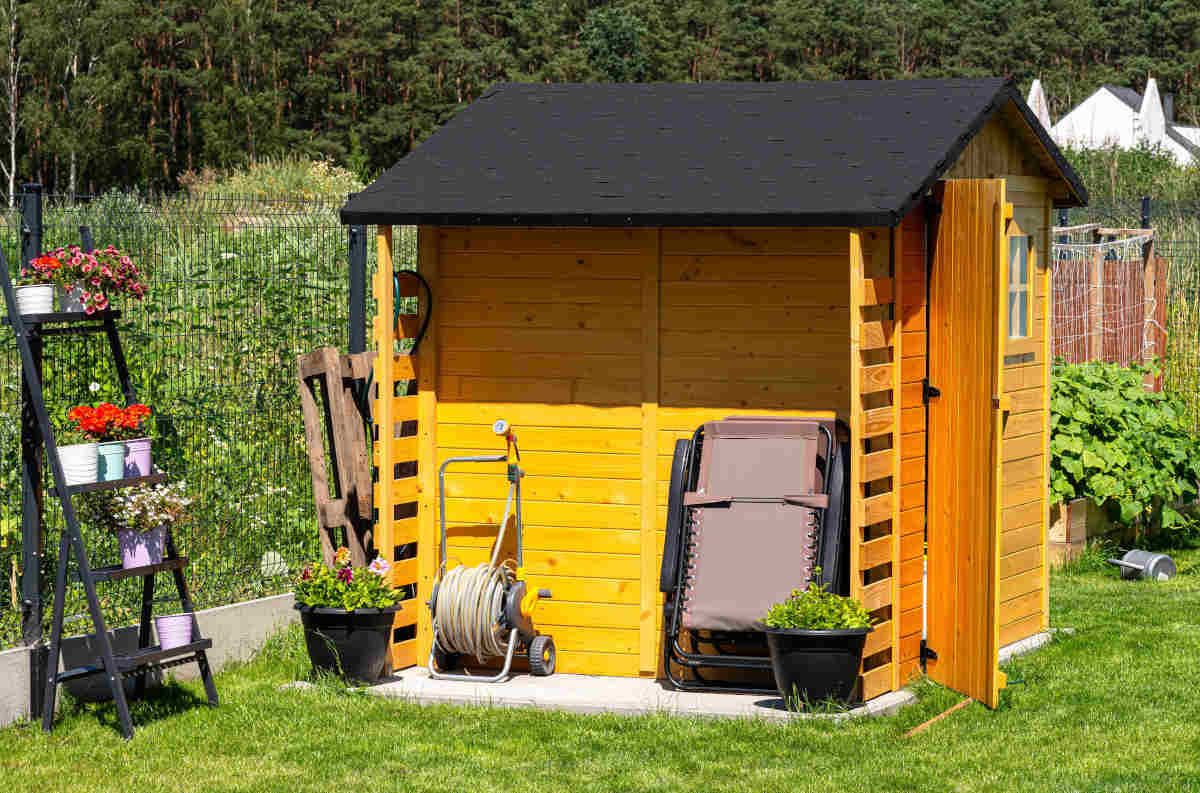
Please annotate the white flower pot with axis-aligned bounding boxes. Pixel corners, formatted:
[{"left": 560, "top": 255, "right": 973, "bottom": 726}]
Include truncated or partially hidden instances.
[
  {"left": 58, "top": 442, "right": 99, "bottom": 486},
  {"left": 14, "top": 284, "right": 53, "bottom": 315}
]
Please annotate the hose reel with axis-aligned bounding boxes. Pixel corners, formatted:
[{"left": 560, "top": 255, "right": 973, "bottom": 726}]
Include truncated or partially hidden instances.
[{"left": 427, "top": 420, "right": 556, "bottom": 681}]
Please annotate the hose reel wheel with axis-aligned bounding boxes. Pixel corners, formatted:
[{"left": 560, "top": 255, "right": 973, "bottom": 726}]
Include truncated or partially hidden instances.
[{"left": 529, "top": 635, "right": 556, "bottom": 676}]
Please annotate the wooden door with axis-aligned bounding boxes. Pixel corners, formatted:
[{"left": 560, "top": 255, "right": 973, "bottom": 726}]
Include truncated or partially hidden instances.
[{"left": 926, "top": 179, "right": 1005, "bottom": 708}]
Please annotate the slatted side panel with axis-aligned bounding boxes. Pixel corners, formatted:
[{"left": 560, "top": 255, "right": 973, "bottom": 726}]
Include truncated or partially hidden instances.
[
  {"left": 849, "top": 228, "right": 901, "bottom": 702},
  {"left": 999, "top": 181, "right": 1052, "bottom": 645},
  {"left": 897, "top": 206, "right": 927, "bottom": 687},
  {"left": 372, "top": 226, "right": 423, "bottom": 670},
  {"left": 434, "top": 227, "right": 652, "bottom": 677}
]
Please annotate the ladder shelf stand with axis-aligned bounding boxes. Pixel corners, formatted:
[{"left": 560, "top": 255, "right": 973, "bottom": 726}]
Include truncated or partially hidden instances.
[{"left": 1, "top": 245, "right": 217, "bottom": 740}]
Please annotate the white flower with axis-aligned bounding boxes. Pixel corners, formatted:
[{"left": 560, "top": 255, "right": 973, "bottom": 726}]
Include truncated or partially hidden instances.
[{"left": 89, "top": 382, "right": 101, "bottom": 393}]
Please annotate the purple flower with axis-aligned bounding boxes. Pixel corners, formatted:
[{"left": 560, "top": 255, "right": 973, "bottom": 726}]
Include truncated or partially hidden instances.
[{"left": 337, "top": 567, "right": 353, "bottom": 584}]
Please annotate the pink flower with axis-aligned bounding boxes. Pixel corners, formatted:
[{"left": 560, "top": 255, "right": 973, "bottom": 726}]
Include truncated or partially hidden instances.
[
  {"left": 91, "top": 278, "right": 101, "bottom": 286},
  {"left": 337, "top": 567, "right": 353, "bottom": 584},
  {"left": 368, "top": 557, "right": 390, "bottom": 577},
  {"left": 84, "top": 305, "right": 95, "bottom": 315}
]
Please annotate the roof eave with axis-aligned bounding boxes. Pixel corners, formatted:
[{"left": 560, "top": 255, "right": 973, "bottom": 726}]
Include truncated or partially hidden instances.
[
  {"left": 338, "top": 209, "right": 898, "bottom": 228},
  {"left": 890, "top": 81, "right": 1089, "bottom": 222}
]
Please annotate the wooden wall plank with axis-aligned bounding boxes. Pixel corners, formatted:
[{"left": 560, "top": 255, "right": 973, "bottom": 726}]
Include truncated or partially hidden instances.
[{"left": 639, "top": 233, "right": 660, "bottom": 674}]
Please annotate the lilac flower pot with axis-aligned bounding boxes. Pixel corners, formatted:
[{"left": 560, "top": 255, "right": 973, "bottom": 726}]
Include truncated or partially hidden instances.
[
  {"left": 98, "top": 441, "right": 125, "bottom": 482},
  {"left": 124, "top": 437, "right": 152, "bottom": 478},
  {"left": 154, "top": 613, "right": 194, "bottom": 650},
  {"left": 117, "top": 526, "right": 165, "bottom": 569}
]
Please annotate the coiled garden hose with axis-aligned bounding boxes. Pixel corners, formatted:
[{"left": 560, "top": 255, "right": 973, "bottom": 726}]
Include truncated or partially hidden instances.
[
  {"left": 431, "top": 561, "right": 516, "bottom": 662},
  {"left": 431, "top": 464, "right": 519, "bottom": 662},
  {"left": 353, "top": 268, "right": 432, "bottom": 420}
]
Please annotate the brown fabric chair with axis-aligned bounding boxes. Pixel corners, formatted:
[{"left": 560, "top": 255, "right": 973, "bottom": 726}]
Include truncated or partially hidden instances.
[{"left": 661, "top": 416, "right": 847, "bottom": 692}]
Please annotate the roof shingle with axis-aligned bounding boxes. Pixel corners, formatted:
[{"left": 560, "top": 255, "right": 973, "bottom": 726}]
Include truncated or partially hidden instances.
[{"left": 342, "top": 78, "right": 1086, "bottom": 227}]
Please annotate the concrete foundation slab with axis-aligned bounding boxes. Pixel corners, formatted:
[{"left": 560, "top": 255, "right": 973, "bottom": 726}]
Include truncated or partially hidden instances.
[{"left": 368, "top": 666, "right": 915, "bottom": 722}]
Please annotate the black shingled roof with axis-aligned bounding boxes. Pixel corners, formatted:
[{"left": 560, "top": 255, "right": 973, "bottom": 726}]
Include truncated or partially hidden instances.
[{"left": 341, "top": 78, "right": 1087, "bottom": 228}]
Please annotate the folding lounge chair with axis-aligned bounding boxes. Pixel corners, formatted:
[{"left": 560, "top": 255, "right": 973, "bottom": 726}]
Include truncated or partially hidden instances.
[{"left": 660, "top": 416, "right": 850, "bottom": 693}]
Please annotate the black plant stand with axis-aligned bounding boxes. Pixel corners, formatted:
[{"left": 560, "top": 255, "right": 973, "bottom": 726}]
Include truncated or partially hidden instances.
[{"left": 1, "top": 248, "right": 217, "bottom": 740}]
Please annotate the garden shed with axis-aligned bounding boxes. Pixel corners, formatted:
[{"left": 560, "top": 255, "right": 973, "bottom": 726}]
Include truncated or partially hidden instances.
[{"left": 340, "top": 78, "right": 1087, "bottom": 708}]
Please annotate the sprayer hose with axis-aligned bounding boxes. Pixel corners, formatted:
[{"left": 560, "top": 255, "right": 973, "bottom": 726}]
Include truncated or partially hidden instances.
[{"left": 432, "top": 561, "right": 515, "bottom": 662}]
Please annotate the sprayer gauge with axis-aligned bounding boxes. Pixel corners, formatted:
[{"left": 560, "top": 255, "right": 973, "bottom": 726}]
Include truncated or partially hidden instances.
[{"left": 492, "top": 419, "right": 509, "bottom": 436}]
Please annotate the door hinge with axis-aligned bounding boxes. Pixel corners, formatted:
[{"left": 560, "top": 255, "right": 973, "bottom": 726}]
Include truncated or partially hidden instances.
[
  {"left": 922, "top": 378, "right": 941, "bottom": 404},
  {"left": 920, "top": 640, "right": 938, "bottom": 663}
]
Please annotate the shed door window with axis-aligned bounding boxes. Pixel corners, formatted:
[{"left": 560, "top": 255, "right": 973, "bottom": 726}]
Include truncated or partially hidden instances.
[{"left": 1008, "top": 235, "right": 1030, "bottom": 339}]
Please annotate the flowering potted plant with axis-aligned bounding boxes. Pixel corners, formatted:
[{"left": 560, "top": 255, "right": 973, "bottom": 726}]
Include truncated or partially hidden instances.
[
  {"left": 14, "top": 254, "right": 64, "bottom": 314},
  {"left": 66, "top": 403, "right": 153, "bottom": 481},
  {"left": 43, "top": 245, "right": 147, "bottom": 314},
  {"left": 762, "top": 568, "right": 874, "bottom": 709},
  {"left": 294, "top": 547, "right": 402, "bottom": 683},
  {"left": 110, "top": 480, "right": 192, "bottom": 568}
]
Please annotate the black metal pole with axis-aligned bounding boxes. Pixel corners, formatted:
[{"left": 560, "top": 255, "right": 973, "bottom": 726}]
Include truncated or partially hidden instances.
[
  {"left": 1141, "top": 196, "right": 1151, "bottom": 229},
  {"left": 347, "top": 194, "right": 367, "bottom": 355},
  {"left": 18, "top": 184, "right": 46, "bottom": 718}
]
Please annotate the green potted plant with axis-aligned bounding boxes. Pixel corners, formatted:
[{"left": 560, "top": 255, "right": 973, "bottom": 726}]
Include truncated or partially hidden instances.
[
  {"left": 294, "top": 547, "right": 402, "bottom": 684},
  {"left": 762, "top": 569, "right": 874, "bottom": 709}
]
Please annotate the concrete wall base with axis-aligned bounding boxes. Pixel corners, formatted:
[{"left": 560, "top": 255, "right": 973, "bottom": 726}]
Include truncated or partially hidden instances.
[{"left": 0, "top": 592, "right": 297, "bottom": 728}]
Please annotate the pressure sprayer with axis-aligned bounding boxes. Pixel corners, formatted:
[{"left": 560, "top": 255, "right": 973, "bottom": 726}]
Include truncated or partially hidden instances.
[{"left": 427, "top": 420, "right": 556, "bottom": 681}]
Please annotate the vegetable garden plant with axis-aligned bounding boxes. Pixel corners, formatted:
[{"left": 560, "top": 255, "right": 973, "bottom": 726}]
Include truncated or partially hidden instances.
[{"left": 1050, "top": 361, "right": 1200, "bottom": 533}]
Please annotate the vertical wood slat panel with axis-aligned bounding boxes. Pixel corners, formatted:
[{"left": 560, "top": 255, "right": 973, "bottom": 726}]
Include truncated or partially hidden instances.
[
  {"left": 416, "top": 227, "right": 440, "bottom": 665},
  {"left": 851, "top": 228, "right": 901, "bottom": 700},
  {"left": 374, "top": 226, "right": 396, "bottom": 604},
  {"left": 989, "top": 187, "right": 1007, "bottom": 705},
  {"left": 639, "top": 232, "right": 660, "bottom": 674}
]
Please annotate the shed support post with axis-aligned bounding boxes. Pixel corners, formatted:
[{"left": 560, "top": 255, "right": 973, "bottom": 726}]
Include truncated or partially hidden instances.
[{"left": 415, "top": 227, "right": 439, "bottom": 665}]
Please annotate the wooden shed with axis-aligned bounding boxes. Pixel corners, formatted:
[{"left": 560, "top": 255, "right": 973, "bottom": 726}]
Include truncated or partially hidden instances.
[{"left": 340, "top": 78, "right": 1087, "bottom": 708}]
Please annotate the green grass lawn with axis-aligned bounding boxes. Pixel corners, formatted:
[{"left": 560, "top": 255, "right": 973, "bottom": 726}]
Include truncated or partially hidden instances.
[{"left": 3, "top": 544, "right": 1200, "bottom": 793}]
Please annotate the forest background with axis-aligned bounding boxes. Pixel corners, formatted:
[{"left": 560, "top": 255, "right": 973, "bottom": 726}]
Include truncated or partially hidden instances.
[{"left": 1, "top": 0, "right": 1199, "bottom": 198}]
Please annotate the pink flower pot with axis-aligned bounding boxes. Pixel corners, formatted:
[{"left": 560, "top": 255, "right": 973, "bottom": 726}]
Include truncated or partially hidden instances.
[
  {"left": 117, "top": 526, "right": 165, "bottom": 568},
  {"left": 154, "top": 613, "right": 194, "bottom": 650},
  {"left": 124, "top": 437, "right": 152, "bottom": 477}
]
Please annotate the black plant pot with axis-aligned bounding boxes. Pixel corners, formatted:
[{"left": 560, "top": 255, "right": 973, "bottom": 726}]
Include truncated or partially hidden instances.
[
  {"left": 765, "top": 626, "right": 872, "bottom": 709},
  {"left": 295, "top": 603, "right": 399, "bottom": 684}
]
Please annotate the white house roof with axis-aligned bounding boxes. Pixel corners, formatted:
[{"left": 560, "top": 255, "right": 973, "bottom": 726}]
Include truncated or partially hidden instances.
[{"left": 1048, "top": 79, "right": 1199, "bottom": 165}]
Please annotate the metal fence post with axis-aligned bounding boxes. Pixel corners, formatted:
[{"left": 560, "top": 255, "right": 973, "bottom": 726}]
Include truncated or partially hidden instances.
[
  {"left": 18, "top": 183, "right": 47, "bottom": 719},
  {"left": 1141, "top": 196, "right": 1151, "bottom": 229},
  {"left": 347, "top": 193, "right": 367, "bottom": 355}
]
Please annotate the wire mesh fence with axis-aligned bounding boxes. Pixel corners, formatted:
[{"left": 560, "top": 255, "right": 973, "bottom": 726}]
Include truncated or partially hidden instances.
[
  {"left": 1050, "top": 230, "right": 1165, "bottom": 387},
  {"left": 0, "top": 192, "right": 418, "bottom": 649},
  {"left": 1057, "top": 197, "right": 1200, "bottom": 431}
]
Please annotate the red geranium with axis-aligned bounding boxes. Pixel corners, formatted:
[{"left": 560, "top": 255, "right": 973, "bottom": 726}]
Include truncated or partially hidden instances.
[{"left": 66, "top": 402, "right": 152, "bottom": 441}]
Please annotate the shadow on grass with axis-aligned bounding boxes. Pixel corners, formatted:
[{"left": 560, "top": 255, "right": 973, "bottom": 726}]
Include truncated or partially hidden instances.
[{"left": 61, "top": 681, "right": 213, "bottom": 736}]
